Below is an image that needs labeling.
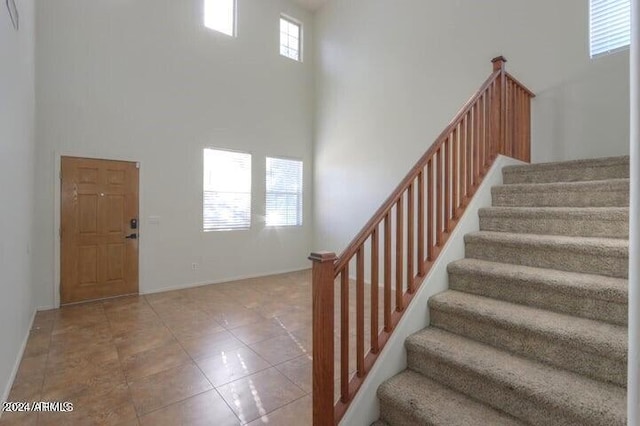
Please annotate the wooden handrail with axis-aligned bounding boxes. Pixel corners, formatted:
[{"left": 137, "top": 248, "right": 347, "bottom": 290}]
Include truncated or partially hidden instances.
[{"left": 310, "top": 56, "right": 535, "bottom": 426}]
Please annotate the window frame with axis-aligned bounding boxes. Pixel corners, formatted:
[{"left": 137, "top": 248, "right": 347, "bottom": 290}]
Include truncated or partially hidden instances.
[
  {"left": 204, "top": 0, "right": 237, "bottom": 37},
  {"left": 589, "top": 0, "right": 631, "bottom": 58},
  {"left": 265, "top": 156, "right": 304, "bottom": 228},
  {"left": 203, "top": 147, "right": 252, "bottom": 232},
  {"left": 279, "top": 15, "right": 303, "bottom": 62}
]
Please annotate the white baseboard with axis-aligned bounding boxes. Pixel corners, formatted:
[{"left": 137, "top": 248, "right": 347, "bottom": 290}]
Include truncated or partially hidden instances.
[
  {"left": 140, "top": 266, "right": 311, "bottom": 295},
  {"left": 1, "top": 309, "right": 37, "bottom": 413},
  {"left": 35, "top": 305, "right": 55, "bottom": 311}
]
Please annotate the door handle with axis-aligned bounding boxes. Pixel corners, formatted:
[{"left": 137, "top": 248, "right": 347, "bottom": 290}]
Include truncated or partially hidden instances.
[{"left": 125, "top": 233, "right": 138, "bottom": 240}]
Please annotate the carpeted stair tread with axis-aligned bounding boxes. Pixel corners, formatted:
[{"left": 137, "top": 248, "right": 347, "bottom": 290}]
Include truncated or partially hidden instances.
[
  {"left": 492, "top": 178, "right": 629, "bottom": 207},
  {"left": 465, "top": 231, "right": 629, "bottom": 253},
  {"left": 429, "top": 290, "right": 627, "bottom": 385},
  {"left": 502, "top": 155, "right": 629, "bottom": 184},
  {"left": 377, "top": 370, "right": 525, "bottom": 426},
  {"left": 478, "top": 206, "right": 628, "bottom": 238},
  {"left": 447, "top": 259, "right": 627, "bottom": 325},
  {"left": 429, "top": 290, "right": 626, "bottom": 360},
  {"left": 406, "top": 328, "right": 626, "bottom": 426},
  {"left": 448, "top": 258, "right": 627, "bottom": 303},
  {"left": 464, "top": 231, "right": 628, "bottom": 278}
]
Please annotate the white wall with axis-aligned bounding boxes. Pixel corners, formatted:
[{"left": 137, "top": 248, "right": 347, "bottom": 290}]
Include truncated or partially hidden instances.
[
  {"left": 0, "top": 0, "right": 36, "bottom": 402},
  {"left": 313, "top": 0, "right": 630, "bottom": 254},
  {"left": 34, "top": 0, "right": 315, "bottom": 307}
]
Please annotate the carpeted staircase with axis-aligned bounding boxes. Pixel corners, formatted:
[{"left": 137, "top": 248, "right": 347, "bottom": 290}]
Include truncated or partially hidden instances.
[{"left": 375, "top": 156, "right": 630, "bottom": 426}]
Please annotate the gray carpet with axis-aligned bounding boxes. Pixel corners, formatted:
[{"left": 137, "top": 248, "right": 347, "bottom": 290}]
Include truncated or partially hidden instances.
[{"left": 376, "top": 156, "right": 629, "bottom": 426}]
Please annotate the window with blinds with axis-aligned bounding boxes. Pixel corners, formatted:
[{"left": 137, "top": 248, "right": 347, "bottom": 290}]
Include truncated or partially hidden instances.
[
  {"left": 266, "top": 157, "right": 303, "bottom": 227},
  {"left": 203, "top": 148, "right": 251, "bottom": 231},
  {"left": 590, "top": 0, "right": 631, "bottom": 58}
]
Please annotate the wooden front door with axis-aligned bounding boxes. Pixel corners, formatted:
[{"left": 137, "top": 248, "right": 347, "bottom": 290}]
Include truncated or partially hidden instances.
[{"left": 61, "top": 157, "right": 139, "bottom": 304}]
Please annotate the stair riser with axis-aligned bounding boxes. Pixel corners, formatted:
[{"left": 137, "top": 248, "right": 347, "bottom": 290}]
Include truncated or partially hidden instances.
[
  {"left": 503, "top": 165, "right": 629, "bottom": 184},
  {"left": 465, "top": 240, "right": 628, "bottom": 278},
  {"left": 407, "top": 348, "right": 623, "bottom": 426},
  {"left": 378, "top": 402, "right": 434, "bottom": 426},
  {"left": 448, "top": 269, "right": 627, "bottom": 325},
  {"left": 479, "top": 215, "right": 628, "bottom": 238},
  {"left": 492, "top": 187, "right": 629, "bottom": 208},
  {"left": 429, "top": 309, "right": 626, "bottom": 386},
  {"left": 377, "top": 373, "right": 525, "bottom": 426}
]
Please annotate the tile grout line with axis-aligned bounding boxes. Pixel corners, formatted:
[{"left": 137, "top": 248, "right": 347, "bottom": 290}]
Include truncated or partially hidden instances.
[
  {"left": 143, "top": 293, "right": 245, "bottom": 425},
  {"left": 102, "top": 298, "right": 144, "bottom": 425},
  {"left": 9, "top": 271, "right": 316, "bottom": 426},
  {"left": 145, "top": 289, "right": 310, "bottom": 424},
  {"left": 38, "top": 303, "right": 115, "bottom": 425}
]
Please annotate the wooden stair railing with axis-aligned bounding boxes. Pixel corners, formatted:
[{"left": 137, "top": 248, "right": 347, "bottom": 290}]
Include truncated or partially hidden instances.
[{"left": 309, "top": 56, "right": 535, "bottom": 426}]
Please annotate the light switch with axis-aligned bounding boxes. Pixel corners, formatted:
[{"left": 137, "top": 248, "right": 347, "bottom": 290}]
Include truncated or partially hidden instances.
[{"left": 148, "top": 216, "right": 160, "bottom": 225}]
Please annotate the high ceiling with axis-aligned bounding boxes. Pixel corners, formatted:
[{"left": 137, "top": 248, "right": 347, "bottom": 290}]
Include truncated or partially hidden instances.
[{"left": 292, "top": 0, "right": 329, "bottom": 12}]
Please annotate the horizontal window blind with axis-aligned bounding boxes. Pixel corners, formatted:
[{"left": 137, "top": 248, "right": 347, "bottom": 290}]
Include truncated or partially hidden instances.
[
  {"left": 590, "top": 0, "right": 631, "bottom": 57},
  {"left": 266, "top": 157, "right": 303, "bottom": 227},
  {"left": 203, "top": 148, "right": 251, "bottom": 231}
]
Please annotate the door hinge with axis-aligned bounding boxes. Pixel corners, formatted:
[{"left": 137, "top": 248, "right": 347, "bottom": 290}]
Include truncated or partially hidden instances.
[
  {"left": 59, "top": 228, "right": 62, "bottom": 238},
  {"left": 59, "top": 170, "right": 63, "bottom": 181},
  {"left": 136, "top": 162, "right": 140, "bottom": 169}
]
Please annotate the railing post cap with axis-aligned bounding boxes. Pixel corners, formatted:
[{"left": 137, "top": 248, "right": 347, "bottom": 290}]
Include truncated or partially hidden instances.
[
  {"left": 309, "top": 252, "right": 337, "bottom": 263},
  {"left": 492, "top": 56, "right": 507, "bottom": 71}
]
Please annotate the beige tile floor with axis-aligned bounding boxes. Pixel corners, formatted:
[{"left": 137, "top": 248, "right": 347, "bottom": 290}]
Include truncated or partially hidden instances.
[
  {"left": 0, "top": 271, "right": 390, "bottom": 426},
  {"left": 0, "top": 270, "right": 386, "bottom": 426}
]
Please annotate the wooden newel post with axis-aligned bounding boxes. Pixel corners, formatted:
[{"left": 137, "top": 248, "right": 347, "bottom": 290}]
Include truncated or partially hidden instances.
[
  {"left": 309, "top": 251, "right": 337, "bottom": 426},
  {"left": 492, "top": 55, "right": 507, "bottom": 72},
  {"left": 491, "top": 56, "right": 507, "bottom": 157}
]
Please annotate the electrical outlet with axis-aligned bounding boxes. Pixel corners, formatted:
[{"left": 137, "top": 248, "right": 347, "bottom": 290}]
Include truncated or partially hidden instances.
[{"left": 191, "top": 263, "right": 199, "bottom": 270}]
